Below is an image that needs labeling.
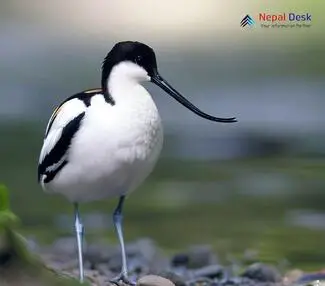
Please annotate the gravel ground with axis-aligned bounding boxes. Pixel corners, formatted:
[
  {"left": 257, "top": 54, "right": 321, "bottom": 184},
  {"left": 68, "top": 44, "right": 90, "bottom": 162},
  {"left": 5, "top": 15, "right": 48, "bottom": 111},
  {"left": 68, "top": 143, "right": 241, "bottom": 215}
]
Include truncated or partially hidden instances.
[
  {"left": 2, "top": 234, "right": 318, "bottom": 286},
  {"left": 22, "top": 236, "right": 299, "bottom": 286}
]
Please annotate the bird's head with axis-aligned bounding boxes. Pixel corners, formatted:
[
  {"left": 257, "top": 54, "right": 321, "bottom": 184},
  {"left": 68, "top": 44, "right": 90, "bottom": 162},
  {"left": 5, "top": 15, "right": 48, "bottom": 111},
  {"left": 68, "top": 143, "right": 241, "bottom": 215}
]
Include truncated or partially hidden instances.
[{"left": 102, "top": 41, "right": 237, "bottom": 123}]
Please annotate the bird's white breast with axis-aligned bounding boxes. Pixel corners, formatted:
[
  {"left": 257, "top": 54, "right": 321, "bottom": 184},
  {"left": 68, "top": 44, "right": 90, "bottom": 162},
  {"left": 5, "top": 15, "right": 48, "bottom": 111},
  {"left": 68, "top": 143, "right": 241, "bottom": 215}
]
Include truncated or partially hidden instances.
[{"left": 45, "top": 86, "right": 163, "bottom": 202}]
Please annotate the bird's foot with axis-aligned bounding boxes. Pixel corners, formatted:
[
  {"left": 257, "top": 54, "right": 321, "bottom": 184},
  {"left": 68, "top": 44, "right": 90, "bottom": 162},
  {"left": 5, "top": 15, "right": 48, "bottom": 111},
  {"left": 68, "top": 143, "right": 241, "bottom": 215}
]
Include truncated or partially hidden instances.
[{"left": 109, "top": 273, "right": 136, "bottom": 286}]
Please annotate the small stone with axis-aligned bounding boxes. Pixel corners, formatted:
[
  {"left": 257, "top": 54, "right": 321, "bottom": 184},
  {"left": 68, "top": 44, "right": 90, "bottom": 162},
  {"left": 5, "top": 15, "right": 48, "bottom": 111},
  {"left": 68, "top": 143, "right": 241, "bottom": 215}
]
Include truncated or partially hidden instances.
[
  {"left": 95, "top": 275, "right": 113, "bottom": 286},
  {"left": 171, "top": 254, "right": 189, "bottom": 267},
  {"left": 186, "top": 245, "right": 218, "bottom": 269},
  {"left": 108, "top": 251, "right": 123, "bottom": 272},
  {"left": 296, "top": 272, "right": 325, "bottom": 285},
  {"left": 96, "top": 263, "right": 114, "bottom": 277},
  {"left": 220, "top": 277, "right": 254, "bottom": 286},
  {"left": 84, "top": 269, "right": 100, "bottom": 279},
  {"left": 137, "top": 275, "right": 175, "bottom": 286},
  {"left": 283, "top": 269, "right": 304, "bottom": 285},
  {"left": 192, "top": 264, "right": 224, "bottom": 279},
  {"left": 127, "top": 238, "right": 157, "bottom": 259},
  {"left": 127, "top": 238, "right": 169, "bottom": 273},
  {"left": 85, "top": 243, "right": 115, "bottom": 265},
  {"left": 128, "top": 257, "right": 148, "bottom": 275},
  {"left": 241, "top": 263, "right": 281, "bottom": 282},
  {"left": 157, "top": 271, "right": 187, "bottom": 286}
]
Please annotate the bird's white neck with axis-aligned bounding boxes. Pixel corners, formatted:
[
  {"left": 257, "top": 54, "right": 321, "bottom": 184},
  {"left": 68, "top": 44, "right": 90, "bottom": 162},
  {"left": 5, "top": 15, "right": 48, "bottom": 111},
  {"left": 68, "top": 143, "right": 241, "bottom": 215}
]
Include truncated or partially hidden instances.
[{"left": 107, "top": 61, "right": 150, "bottom": 102}]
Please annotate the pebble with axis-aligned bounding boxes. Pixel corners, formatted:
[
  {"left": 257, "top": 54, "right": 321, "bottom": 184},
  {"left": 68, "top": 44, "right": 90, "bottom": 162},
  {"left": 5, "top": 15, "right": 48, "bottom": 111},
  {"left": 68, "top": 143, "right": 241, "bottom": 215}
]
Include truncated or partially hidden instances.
[
  {"left": 295, "top": 272, "right": 325, "bottom": 285},
  {"left": 137, "top": 275, "right": 175, "bottom": 286},
  {"left": 283, "top": 269, "right": 304, "bottom": 285},
  {"left": 129, "top": 238, "right": 169, "bottom": 273},
  {"left": 96, "top": 262, "right": 114, "bottom": 277},
  {"left": 127, "top": 238, "right": 157, "bottom": 260},
  {"left": 241, "top": 263, "right": 282, "bottom": 283},
  {"left": 192, "top": 264, "right": 224, "bottom": 279},
  {"left": 107, "top": 250, "right": 124, "bottom": 272},
  {"left": 220, "top": 277, "right": 256, "bottom": 286},
  {"left": 158, "top": 271, "right": 187, "bottom": 286},
  {"left": 184, "top": 245, "right": 218, "bottom": 269},
  {"left": 128, "top": 257, "right": 149, "bottom": 274},
  {"left": 11, "top": 236, "right": 289, "bottom": 286},
  {"left": 171, "top": 254, "right": 189, "bottom": 268},
  {"left": 85, "top": 243, "right": 115, "bottom": 265}
]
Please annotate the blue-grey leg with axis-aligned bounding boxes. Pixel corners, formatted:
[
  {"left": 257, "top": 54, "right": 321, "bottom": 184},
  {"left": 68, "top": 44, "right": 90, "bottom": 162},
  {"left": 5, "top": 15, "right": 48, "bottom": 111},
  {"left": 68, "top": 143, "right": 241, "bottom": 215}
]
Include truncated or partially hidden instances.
[
  {"left": 74, "top": 203, "right": 84, "bottom": 283},
  {"left": 110, "top": 196, "right": 135, "bottom": 285}
]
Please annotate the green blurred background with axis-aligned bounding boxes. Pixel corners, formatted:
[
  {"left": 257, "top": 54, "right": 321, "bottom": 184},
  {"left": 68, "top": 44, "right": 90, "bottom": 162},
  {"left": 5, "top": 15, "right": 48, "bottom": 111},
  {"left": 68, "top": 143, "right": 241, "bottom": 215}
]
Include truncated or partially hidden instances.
[{"left": 1, "top": 0, "right": 325, "bottom": 271}]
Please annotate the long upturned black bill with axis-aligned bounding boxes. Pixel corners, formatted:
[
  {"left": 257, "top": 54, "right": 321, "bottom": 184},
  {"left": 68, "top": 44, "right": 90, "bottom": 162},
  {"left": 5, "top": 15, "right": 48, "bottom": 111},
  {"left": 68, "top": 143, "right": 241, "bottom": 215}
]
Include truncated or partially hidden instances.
[{"left": 151, "top": 74, "right": 237, "bottom": 123}]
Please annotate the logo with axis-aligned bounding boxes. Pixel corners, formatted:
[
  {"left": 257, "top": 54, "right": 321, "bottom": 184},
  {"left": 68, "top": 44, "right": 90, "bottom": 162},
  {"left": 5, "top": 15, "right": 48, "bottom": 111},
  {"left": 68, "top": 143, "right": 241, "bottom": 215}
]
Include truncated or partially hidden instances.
[
  {"left": 259, "top": 13, "right": 311, "bottom": 22},
  {"left": 241, "top": 13, "right": 312, "bottom": 29},
  {"left": 240, "top": 15, "right": 255, "bottom": 27}
]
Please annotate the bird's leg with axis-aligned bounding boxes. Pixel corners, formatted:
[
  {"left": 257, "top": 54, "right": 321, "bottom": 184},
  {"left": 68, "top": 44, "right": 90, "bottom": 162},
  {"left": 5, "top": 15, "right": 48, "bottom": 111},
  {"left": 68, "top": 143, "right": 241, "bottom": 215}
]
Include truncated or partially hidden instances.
[
  {"left": 74, "top": 203, "right": 85, "bottom": 283},
  {"left": 110, "top": 196, "right": 135, "bottom": 286}
]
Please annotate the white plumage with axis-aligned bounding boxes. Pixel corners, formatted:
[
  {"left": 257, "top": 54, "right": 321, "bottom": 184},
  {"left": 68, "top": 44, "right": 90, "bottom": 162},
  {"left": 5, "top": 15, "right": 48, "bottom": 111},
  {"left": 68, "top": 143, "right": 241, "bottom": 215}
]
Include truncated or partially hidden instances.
[{"left": 39, "top": 62, "right": 163, "bottom": 202}]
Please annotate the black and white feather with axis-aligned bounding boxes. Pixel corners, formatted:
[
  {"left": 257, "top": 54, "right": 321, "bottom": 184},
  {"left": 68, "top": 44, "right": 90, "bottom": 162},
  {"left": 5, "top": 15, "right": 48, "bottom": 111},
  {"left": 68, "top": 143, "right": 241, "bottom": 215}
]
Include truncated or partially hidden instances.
[{"left": 38, "top": 89, "right": 103, "bottom": 187}]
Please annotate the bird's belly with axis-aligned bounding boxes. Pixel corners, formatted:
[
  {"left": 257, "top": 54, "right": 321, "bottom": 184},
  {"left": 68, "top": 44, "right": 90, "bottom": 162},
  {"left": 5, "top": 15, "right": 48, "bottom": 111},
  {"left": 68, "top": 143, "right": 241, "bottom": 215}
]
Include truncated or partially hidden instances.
[{"left": 45, "top": 104, "right": 163, "bottom": 203}]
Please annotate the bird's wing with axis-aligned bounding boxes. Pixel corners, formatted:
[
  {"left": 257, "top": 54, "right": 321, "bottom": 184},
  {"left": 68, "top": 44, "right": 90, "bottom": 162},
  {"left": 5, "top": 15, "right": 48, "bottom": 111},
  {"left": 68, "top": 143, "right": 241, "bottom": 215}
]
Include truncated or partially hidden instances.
[{"left": 38, "top": 98, "right": 87, "bottom": 183}]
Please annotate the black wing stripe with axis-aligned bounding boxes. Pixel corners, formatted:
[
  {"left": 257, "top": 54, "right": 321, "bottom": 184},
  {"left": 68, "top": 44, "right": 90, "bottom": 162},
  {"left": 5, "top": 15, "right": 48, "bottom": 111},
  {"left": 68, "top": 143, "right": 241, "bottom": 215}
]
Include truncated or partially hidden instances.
[
  {"left": 45, "top": 88, "right": 108, "bottom": 138},
  {"left": 43, "top": 160, "right": 68, "bottom": 184},
  {"left": 38, "top": 112, "right": 86, "bottom": 183}
]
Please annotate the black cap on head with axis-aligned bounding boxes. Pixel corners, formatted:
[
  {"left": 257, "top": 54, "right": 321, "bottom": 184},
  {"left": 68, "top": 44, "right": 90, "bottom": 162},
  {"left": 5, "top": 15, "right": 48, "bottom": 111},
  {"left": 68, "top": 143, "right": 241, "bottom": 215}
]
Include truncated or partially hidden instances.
[{"left": 101, "top": 41, "right": 158, "bottom": 92}]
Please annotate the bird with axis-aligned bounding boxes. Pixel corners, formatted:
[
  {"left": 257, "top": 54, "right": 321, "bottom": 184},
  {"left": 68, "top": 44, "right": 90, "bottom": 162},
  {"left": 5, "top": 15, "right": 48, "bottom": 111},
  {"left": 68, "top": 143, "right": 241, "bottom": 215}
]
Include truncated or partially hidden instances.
[{"left": 37, "top": 41, "right": 237, "bottom": 285}]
